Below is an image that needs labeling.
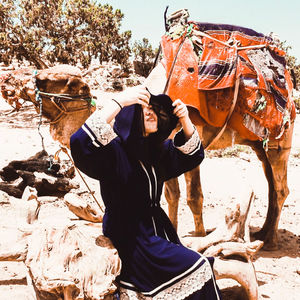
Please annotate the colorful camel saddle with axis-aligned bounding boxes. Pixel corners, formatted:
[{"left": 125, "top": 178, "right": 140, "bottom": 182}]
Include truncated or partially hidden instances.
[{"left": 161, "top": 20, "right": 296, "bottom": 142}]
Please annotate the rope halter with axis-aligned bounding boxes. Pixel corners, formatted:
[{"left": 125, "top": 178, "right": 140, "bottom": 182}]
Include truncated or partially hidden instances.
[{"left": 32, "top": 70, "right": 96, "bottom": 125}]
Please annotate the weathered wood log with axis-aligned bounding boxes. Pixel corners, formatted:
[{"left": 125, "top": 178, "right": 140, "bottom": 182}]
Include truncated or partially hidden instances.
[
  {"left": 0, "top": 179, "right": 25, "bottom": 198},
  {"left": 0, "top": 189, "right": 38, "bottom": 261},
  {"left": 185, "top": 190, "right": 255, "bottom": 253},
  {"left": 0, "top": 150, "right": 61, "bottom": 181},
  {"left": 64, "top": 192, "right": 103, "bottom": 223},
  {"left": 25, "top": 223, "right": 121, "bottom": 300},
  {"left": 0, "top": 150, "right": 78, "bottom": 198},
  {"left": 204, "top": 240, "right": 264, "bottom": 260},
  {"left": 0, "top": 172, "right": 79, "bottom": 198},
  {"left": 214, "top": 258, "right": 259, "bottom": 300},
  {"left": 0, "top": 189, "right": 119, "bottom": 299},
  {"left": 182, "top": 187, "right": 262, "bottom": 300},
  {"left": 0, "top": 227, "right": 29, "bottom": 261}
]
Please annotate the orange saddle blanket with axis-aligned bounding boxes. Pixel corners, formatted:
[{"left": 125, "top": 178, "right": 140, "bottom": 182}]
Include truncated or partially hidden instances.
[{"left": 161, "top": 22, "right": 296, "bottom": 141}]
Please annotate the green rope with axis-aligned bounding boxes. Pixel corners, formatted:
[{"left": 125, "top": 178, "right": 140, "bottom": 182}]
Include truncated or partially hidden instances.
[
  {"left": 186, "top": 23, "right": 193, "bottom": 36},
  {"left": 33, "top": 70, "right": 45, "bottom": 151},
  {"left": 262, "top": 128, "right": 269, "bottom": 151},
  {"left": 254, "top": 96, "right": 266, "bottom": 113},
  {"left": 90, "top": 98, "right": 96, "bottom": 107},
  {"left": 263, "top": 137, "right": 269, "bottom": 150}
]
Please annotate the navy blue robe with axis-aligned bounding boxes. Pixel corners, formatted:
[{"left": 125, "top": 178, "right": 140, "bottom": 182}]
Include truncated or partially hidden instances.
[{"left": 70, "top": 104, "right": 221, "bottom": 299}]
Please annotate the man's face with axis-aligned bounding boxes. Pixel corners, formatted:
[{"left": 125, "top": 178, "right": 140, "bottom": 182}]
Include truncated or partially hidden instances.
[{"left": 142, "top": 105, "right": 158, "bottom": 136}]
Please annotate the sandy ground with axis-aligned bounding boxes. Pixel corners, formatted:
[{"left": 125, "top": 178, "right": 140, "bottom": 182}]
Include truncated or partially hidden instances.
[{"left": 0, "top": 99, "right": 299, "bottom": 299}]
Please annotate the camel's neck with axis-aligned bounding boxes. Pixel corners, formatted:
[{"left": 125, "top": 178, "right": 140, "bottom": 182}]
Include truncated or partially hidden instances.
[
  {"left": 144, "top": 63, "right": 167, "bottom": 95},
  {"left": 49, "top": 110, "right": 92, "bottom": 148}
]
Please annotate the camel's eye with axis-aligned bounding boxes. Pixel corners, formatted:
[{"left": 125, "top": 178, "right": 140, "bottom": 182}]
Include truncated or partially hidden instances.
[{"left": 187, "top": 67, "right": 194, "bottom": 73}]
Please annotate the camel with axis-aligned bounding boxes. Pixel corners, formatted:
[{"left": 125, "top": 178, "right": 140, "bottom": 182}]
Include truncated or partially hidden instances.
[{"left": 142, "top": 10, "right": 296, "bottom": 251}]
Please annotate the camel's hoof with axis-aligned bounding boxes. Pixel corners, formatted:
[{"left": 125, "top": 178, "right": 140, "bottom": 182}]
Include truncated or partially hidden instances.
[
  {"left": 252, "top": 229, "right": 266, "bottom": 241},
  {"left": 261, "top": 240, "right": 278, "bottom": 251},
  {"left": 252, "top": 230, "right": 278, "bottom": 251},
  {"left": 189, "top": 230, "right": 206, "bottom": 237}
]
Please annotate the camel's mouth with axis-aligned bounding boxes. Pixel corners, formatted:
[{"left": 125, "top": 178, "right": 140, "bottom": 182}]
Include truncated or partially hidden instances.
[
  {"left": 0, "top": 82, "right": 23, "bottom": 110},
  {"left": 2, "top": 89, "right": 15, "bottom": 98},
  {"left": 1, "top": 84, "right": 17, "bottom": 100}
]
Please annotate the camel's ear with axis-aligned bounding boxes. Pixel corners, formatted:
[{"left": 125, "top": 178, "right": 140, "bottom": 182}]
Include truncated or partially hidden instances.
[
  {"left": 66, "top": 77, "right": 81, "bottom": 90},
  {"left": 67, "top": 77, "right": 90, "bottom": 93}
]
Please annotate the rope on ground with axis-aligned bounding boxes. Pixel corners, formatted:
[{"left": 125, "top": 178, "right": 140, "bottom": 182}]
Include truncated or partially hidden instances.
[{"left": 55, "top": 147, "right": 105, "bottom": 213}]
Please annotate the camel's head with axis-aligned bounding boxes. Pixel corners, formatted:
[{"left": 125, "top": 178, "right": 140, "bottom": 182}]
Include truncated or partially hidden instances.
[
  {"left": 1, "top": 65, "right": 96, "bottom": 148},
  {"left": 34, "top": 65, "right": 91, "bottom": 99},
  {"left": 1, "top": 65, "right": 94, "bottom": 117}
]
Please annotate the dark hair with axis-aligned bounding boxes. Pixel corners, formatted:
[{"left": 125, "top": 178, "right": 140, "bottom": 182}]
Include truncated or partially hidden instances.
[{"left": 147, "top": 94, "right": 178, "bottom": 143}]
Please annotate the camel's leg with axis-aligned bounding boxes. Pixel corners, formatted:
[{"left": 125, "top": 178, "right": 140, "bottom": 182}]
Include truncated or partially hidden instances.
[
  {"left": 184, "top": 166, "right": 205, "bottom": 236},
  {"left": 165, "top": 177, "right": 180, "bottom": 231},
  {"left": 63, "top": 285, "right": 79, "bottom": 300},
  {"left": 250, "top": 141, "right": 274, "bottom": 243},
  {"left": 259, "top": 148, "right": 290, "bottom": 249},
  {"left": 263, "top": 129, "right": 293, "bottom": 249},
  {"left": 261, "top": 123, "right": 294, "bottom": 249},
  {"left": 250, "top": 123, "right": 293, "bottom": 249}
]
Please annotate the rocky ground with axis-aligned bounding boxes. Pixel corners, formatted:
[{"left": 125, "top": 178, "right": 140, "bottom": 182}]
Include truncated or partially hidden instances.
[{"left": 0, "top": 98, "right": 299, "bottom": 299}]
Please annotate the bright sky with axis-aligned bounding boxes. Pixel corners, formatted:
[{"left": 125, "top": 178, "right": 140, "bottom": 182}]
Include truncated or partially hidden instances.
[{"left": 99, "top": 0, "right": 300, "bottom": 62}]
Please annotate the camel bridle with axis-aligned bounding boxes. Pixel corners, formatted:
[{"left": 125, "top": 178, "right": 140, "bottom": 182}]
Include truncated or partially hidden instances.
[
  {"left": 32, "top": 69, "right": 95, "bottom": 125},
  {"left": 35, "top": 90, "right": 95, "bottom": 125},
  {"left": 30, "top": 70, "right": 95, "bottom": 149}
]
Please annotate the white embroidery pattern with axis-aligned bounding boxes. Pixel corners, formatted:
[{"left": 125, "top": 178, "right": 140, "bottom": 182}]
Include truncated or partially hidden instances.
[
  {"left": 175, "top": 128, "right": 201, "bottom": 155},
  {"left": 119, "top": 261, "right": 212, "bottom": 300},
  {"left": 119, "top": 289, "right": 151, "bottom": 300},
  {"left": 85, "top": 110, "right": 117, "bottom": 145}
]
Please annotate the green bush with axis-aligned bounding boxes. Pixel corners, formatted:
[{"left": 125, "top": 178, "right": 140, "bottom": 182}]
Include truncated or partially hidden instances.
[
  {"left": 132, "top": 38, "right": 156, "bottom": 77},
  {"left": 294, "top": 97, "right": 300, "bottom": 113}
]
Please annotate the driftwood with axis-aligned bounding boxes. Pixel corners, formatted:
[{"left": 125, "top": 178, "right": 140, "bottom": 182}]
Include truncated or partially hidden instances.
[
  {"left": 64, "top": 192, "right": 103, "bottom": 223},
  {"left": 0, "top": 189, "right": 38, "bottom": 261},
  {"left": 26, "top": 224, "right": 120, "bottom": 300},
  {"left": 0, "top": 190, "right": 119, "bottom": 300},
  {"left": 182, "top": 187, "right": 263, "bottom": 300},
  {"left": 185, "top": 190, "right": 255, "bottom": 253},
  {"left": 0, "top": 179, "right": 262, "bottom": 299},
  {"left": 0, "top": 150, "right": 78, "bottom": 198}
]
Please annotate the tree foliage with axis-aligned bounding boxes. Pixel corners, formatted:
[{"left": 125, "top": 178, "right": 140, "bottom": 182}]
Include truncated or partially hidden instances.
[
  {"left": 132, "top": 38, "right": 157, "bottom": 77},
  {"left": 0, "top": 0, "right": 132, "bottom": 69},
  {"left": 280, "top": 41, "right": 300, "bottom": 90},
  {"left": 132, "top": 38, "right": 156, "bottom": 63}
]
